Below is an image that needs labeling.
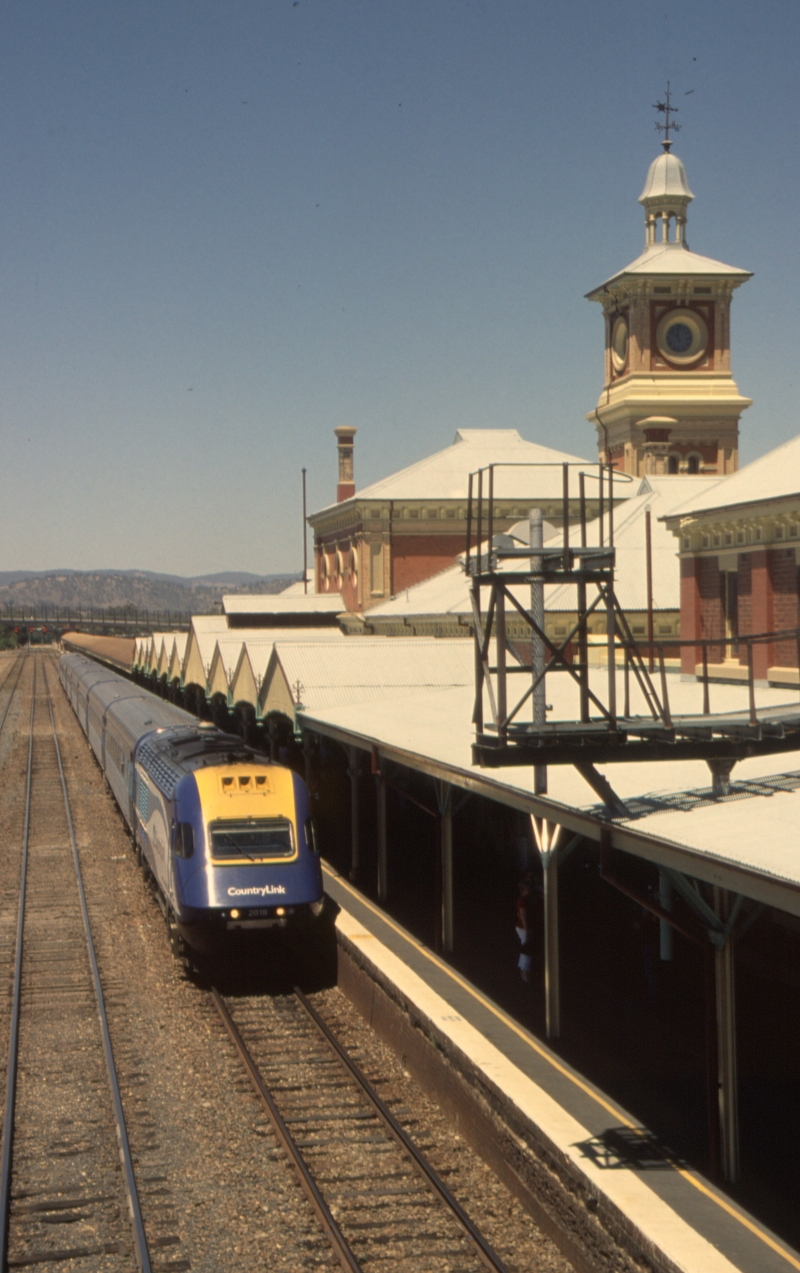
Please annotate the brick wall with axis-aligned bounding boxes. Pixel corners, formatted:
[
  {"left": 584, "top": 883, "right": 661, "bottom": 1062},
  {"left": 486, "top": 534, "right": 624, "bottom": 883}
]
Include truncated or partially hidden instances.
[
  {"left": 697, "top": 556, "right": 725, "bottom": 662},
  {"left": 682, "top": 547, "right": 800, "bottom": 677},
  {"left": 736, "top": 553, "right": 752, "bottom": 652},
  {"left": 772, "top": 548, "right": 799, "bottom": 666},
  {"left": 390, "top": 534, "right": 465, "bottom": 595},
  {"left": 750, "top": 550, "right": 774, "bottom": 677}
]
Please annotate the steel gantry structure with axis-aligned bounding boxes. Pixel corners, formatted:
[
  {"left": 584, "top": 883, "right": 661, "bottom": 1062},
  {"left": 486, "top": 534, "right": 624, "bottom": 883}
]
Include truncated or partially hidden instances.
[{"left": 466, "top": 460, "right": 800, "bottom": 1184}]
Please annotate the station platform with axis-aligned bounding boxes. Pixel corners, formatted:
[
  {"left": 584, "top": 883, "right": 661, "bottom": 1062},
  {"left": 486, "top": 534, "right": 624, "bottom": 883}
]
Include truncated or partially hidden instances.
[{"left": 323, "top": 860, "right": 800, "bottom": 1273}]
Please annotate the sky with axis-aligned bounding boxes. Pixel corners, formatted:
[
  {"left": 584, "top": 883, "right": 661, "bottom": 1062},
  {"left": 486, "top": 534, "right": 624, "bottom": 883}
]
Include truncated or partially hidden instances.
[{"left": 1, "top": 0, "right": 798, "bottom": 577}]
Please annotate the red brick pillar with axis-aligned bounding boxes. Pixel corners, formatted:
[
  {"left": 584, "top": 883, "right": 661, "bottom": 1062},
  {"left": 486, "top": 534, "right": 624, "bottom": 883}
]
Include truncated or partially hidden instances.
[
  {"left": 750, "top": 549, "right": 773, "bottom": 679},
  {"left": 680, "top": 555, "right": 701, "bottom": 676}
]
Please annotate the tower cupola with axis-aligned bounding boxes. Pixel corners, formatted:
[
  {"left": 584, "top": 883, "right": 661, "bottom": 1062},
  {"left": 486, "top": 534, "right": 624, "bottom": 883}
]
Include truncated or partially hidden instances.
[
  {"left": 639, "top": 150, "right": 694, "bottom": 247},
  {"left": 585, "top": 89, "right": 752, "bottom": 478}
]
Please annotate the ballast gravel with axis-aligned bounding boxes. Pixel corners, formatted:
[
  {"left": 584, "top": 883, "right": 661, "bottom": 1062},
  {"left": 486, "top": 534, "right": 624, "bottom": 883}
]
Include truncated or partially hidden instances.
[{"left": 2, "top": 653, "right": 576, "bottom": 1273}]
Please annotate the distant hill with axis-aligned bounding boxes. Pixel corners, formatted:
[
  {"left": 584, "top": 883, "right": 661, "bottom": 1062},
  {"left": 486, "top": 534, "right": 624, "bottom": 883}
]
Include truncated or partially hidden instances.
[{"left": 0, "top": 570, "right": 299, "bottom": 614}]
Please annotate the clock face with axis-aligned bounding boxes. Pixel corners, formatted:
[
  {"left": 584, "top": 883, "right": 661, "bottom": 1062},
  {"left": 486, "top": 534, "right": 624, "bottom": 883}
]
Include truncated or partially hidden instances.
[
  {"left": 665, "top": 322, "right": 693, "bottom": 354},
  {"left": 611, "top": 316, "right": 628, "bottom": 372},
  {"left": 655, "top": 308, "right": 708, "bottom": 365}
]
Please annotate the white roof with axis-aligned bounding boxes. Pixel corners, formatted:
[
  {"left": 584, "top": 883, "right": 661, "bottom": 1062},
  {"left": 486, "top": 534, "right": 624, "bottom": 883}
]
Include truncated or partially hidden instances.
[
  {"left": 313, "top": 429, "right": 591, "bottom": 512},
  {"left": 300, "top": 670, "right": 800, "bottom": 909},
  {"left": 231, "top": 628, "right": 346, "bottom": 690},
  {"left": 274, "top": 639, "right": 475, "bottom": 711},
  {"left": 280, "top": 570, "right": 314, "bottom": 596},
  {"left": 588, "top": 242, "right": 751, "bottom": 296},
  {"left": 367, "top": 475, "right": 717, "bottom": 619},
  {"left": 222, "top": 593, "right": 342, "bottom": 616},
  {"left": 663, "top": 431, "right": 800, "bottom": 521},
  {"left": 367, "top": 560, "right": 476, "bottom": 621},
  {"left": 545, "top": 475, "right": 720, "bottom": 611},
  {"left": 190, "top": 615, "right": 229, "bottom": 634}
]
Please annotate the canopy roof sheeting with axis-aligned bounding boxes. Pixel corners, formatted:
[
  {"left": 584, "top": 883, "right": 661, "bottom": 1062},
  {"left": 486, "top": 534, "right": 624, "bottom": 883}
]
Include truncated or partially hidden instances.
[
  {"left": 279, "top": 570, "right": 314, "bottom": 597},
  {"left": 299, "top": 669, "right": 800, "bottom": 917},
  {"left": 166, "top": 633, "right": 188, "bottom": 683},
  {"left": 259, "top": 639, "right": 476, "bottom": 720},
  {"left": 144, "top": 632, "right": 176, "bottom": 677},
  {"left": 156, "top": 632, "right": 185, "bottom": 680},
  {"left": 222, "top": 593, "right": 342, "bottom": 620},
  {"left": 181, "top": 616, "right": 233, "bottom": 690},
  {"left": 206, "top": 629, "right": 345, "bottom": 700}
]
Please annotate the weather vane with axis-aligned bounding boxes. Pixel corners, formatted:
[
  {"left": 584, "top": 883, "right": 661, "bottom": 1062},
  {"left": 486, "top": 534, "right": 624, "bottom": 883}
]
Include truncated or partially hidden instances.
[{"left": 653, "top": 81, "right": 680, "bottom": 151}]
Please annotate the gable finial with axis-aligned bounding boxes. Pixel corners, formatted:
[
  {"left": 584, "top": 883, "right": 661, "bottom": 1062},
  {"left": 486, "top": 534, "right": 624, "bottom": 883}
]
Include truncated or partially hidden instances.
[{"left": 653, "top": 81, "right": 681, "bottom": 151}]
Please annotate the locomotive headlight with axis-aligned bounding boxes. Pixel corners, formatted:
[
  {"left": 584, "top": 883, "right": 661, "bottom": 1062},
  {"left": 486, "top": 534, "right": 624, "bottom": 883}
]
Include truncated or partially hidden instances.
[
  {"left": 230, "top": 908, "right": 240, "bottom": 919},
  {"left": 275, "top": 907, "right": 285, "bottom": 916}
]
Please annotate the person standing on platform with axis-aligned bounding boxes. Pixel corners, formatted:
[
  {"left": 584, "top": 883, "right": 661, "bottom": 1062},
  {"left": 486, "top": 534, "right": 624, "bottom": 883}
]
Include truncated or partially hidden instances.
[{"left": 516, "top": 875, "right": 534, "bottom": 983}]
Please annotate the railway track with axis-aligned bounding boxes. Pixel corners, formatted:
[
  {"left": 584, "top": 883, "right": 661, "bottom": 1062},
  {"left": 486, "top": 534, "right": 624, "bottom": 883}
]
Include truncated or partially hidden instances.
[
  {"left": 213, "top": 987, "right": 511, "bottom": 1273},
  {"left": 0, "top": 655, "right": 153, "bottom": 1272}
]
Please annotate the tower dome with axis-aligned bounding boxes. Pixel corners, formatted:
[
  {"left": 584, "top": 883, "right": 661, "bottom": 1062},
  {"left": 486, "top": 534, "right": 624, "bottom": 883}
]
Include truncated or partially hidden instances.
[
  {"left": 639, "top": 150, "right": 694, "bottom": 205},
  {"left": 638, "top": 148, "right": 694, "bottom": 247}
]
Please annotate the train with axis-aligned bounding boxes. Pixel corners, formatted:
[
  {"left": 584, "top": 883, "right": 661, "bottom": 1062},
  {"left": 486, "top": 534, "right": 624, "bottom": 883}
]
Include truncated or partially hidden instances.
[{"left": 59, "top": 652, "right": 328, "bottom": 967}]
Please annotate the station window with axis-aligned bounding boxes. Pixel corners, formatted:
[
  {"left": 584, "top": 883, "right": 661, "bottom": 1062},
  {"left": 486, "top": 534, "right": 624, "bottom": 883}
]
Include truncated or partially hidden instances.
[
  {"left": 370, "top": 541, "right": 384, "bottom": 596},
  {"left": 721, "top": 571, "right": 739, "bottom": 655}
]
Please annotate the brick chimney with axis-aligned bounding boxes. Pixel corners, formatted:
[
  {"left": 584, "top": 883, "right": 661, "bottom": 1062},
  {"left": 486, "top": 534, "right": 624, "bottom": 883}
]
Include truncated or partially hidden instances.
[{"left": 334, "top": 426, "right": 357, "bottom": 502}]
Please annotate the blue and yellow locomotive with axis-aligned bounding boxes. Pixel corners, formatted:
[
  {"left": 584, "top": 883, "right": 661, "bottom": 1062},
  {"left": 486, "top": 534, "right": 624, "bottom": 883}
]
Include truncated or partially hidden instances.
[{"left": 60, "top": 653, "right": 326, "bottom": 960}]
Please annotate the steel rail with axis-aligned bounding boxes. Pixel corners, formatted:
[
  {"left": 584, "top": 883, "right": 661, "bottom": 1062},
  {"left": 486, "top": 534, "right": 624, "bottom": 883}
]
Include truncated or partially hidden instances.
[
  {"left": 0, "top": 658, "right": 36, "bottom": 1270},
  {"left": 294, "top": 987, "right": 511, "bottom": 1273},
  {"left": 0, "top": 653, "right": 29, "bottom": 741},
  {"left": 43, "top": 660, "right": 153, "bottom": 1273},
  {"left": 210, "top": 988, "right": 363, "bottom": 1273}
]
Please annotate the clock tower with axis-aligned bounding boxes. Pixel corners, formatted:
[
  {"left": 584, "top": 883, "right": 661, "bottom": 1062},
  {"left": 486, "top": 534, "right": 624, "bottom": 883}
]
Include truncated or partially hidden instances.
[{"left": 585, "top": 110, "right": 752, "bottom": 476}]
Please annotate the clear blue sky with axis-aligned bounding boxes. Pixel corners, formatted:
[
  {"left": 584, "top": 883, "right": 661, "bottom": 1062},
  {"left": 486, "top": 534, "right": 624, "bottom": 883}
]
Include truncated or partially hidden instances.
[{"left": 1, "top": 0, "right": 797, "bottom": 576}]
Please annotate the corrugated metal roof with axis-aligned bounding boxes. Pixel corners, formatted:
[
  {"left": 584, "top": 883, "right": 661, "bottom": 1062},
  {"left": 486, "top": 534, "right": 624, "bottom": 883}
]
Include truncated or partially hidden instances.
[
  {"left": 299, "top": 675, "right": 800, "bottom": 902},
  {"left": 663, "top": 431, "right": 800, "bottom": 520},
  {"left": 279, "top": 570, "right": 314, "bottom": 596},
  {"left": 223, "top": 594, "right": 342, "bottom": 615},
  {"left": 231, "top": 628, "right": 346, "bottom": 685},
  {"left": 191, "top": 615, "right": 229, "bottom": 633},
  {"left": 311, "top": 429, "right": 592, "bottom": 514},
  {"left": 272, "top": 639, "right": 475, "bottom": 711}
]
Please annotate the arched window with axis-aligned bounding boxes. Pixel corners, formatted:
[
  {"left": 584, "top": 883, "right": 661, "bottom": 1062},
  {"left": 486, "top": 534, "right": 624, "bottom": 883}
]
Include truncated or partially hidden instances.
[
  {"left": 686, "top": 454, "right": 700, "bottom": 475},
  {"left": 667, "top": 454, "right": 679, "bottom": 475}
]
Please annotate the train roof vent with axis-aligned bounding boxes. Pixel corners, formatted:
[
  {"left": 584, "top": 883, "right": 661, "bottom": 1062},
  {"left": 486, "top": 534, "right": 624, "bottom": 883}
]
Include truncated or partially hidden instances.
[{"left": 137, "top": 742, "right": 184, "bottom": 798}]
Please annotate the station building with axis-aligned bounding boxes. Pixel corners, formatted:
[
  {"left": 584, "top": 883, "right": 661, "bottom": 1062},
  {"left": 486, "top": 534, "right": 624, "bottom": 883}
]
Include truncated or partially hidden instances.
[
  {"left": 346, "top": 473, "right": 718, "bottom": 653},
  {"left": 665, "top": 432, "right": 800, "bottom": 683},
  {"left": 307, "top": 427, "right": 598, "bottom": 612}
]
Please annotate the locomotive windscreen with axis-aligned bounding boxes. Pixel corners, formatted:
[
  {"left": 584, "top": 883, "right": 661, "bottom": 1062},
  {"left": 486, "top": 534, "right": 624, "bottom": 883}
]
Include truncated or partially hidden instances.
[{"left": 209, "top": 818, "right": 295, "bottom": 861}]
